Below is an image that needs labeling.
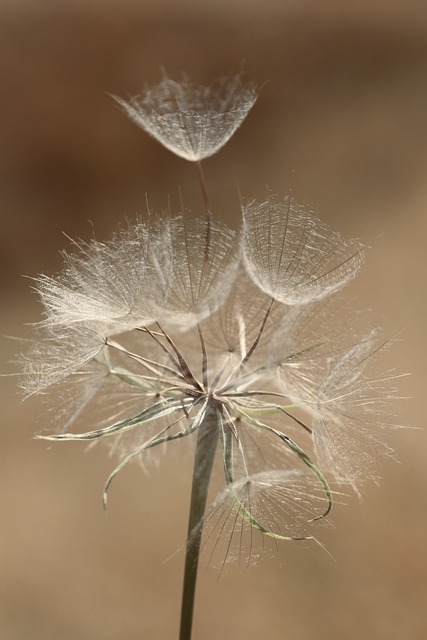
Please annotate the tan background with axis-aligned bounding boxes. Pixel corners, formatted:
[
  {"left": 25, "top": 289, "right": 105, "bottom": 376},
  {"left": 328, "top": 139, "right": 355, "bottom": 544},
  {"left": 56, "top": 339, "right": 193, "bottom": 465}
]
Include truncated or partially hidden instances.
[{"left": 1, "top": 1, "right": 426, "bottom": 638}]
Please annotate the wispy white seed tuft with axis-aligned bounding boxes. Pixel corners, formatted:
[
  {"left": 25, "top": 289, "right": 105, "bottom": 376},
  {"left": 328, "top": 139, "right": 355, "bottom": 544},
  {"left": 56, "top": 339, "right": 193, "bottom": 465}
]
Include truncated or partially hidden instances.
[
  {"left": 197, "top": 469, "right": 332, "bottom": 569},
  {"left": 34, "top": 221, "right": 170, "bottom": 335},
  {"left": 113, "top": 72, "right": 257, "bottom": 161},
  {"left": 159, "top": 216, "right": 241, "bottom": 328},
  {"left": 306, "top": 332, "right": 397, "bottom": 490},
  {"left": 242, "top": 194, "right": 365, "bottom": 305},
  {"left": 21, "top": 323, "right": 107, "bottom": 396}
]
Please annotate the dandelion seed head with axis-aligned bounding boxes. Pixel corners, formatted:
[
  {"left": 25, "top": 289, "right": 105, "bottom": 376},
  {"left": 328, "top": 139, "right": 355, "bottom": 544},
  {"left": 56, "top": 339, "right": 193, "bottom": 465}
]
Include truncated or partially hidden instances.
[
  {"left": 307, "top": 332, "right": 398, "bottom": 490},
  {"left": 21, "top": 323, "right": 108, "bottom": 396},
  {"left": 197, "top": 469, "right": 333, "bottom": 569},
  {"left": 158, "top": 216, "right": 241, "bottom": 329},
  {"left": 21, "top": 72, "right": 401, "bottom": 573},
  {"left": 22, "top": 205, "right": 395, "bottom": 505},
  {"left": 34, "top": 221, "right": 171, "bottom": 335},
  {"left": 242, "top": 194, "right": 365, "bottom": 305},
  {"left": 114, "top": 72, "right": 257, "bottom": 161}
]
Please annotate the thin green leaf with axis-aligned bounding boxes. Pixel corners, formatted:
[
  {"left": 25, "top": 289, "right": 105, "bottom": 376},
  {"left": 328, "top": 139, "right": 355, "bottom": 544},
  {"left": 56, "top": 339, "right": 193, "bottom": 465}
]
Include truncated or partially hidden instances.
[
  {"left": 234, "top": 408, "right": 333, "bottom": 520},
  {"left": 110, "top": 366, "right": 158, "bottom": 389},
  {"left": 232, "top": 490, "right": 311, "bottom": 541},
  {"left": 103, "top": 398, "right": 209, "bottom": 506},
  {"left": 36, "top": 397, "right": 191, "bottom": 442},
  {"left": 217, "top": 408, "right": 310, "bottom": 541}
]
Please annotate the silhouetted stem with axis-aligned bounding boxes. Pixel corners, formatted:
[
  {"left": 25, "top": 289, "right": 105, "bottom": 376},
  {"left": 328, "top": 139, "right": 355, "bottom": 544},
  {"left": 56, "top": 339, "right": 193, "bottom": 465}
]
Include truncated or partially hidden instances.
[
  {"left": 196, "top": 160, "right": 210, "bottom": 220},
  {"left": 196, "top": 160, "right": 212, "bottom": 259},
  {"left": 237, "top": 297, "right": 275, "bottom": 372},
  {"left": 179, "top": 406, "right": 219, "bottom": 640}
]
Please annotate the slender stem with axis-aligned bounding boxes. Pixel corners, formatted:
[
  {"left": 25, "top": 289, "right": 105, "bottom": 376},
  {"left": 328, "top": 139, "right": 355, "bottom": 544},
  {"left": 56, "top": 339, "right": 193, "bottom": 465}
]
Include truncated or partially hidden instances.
[
  {"left": 197, "top": 324, "right": 209, "bottom": 390},
  {"left": 179, "top": 405, "right": 219, "bottom": 640},
  {"left": 196, "top": 160, "right": 212, "bottom": 260},
  {"left": 236, "top": 297, "right": 275, "bottom": 373},
  {"left": 196, "top": 160, "right": 211, "bottom": 221}
]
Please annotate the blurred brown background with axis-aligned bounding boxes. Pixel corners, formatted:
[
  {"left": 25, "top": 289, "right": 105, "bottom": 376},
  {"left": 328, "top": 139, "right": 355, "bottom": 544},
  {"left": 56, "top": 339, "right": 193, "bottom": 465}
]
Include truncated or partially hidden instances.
[{"left": 1, "top": 1, "right": 426, "bottom": 639}]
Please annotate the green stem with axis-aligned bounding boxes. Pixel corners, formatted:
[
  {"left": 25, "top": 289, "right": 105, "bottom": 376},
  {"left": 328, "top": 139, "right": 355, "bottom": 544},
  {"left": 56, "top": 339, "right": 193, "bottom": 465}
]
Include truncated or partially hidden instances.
[{"left": 179, "top": 405, "right": 219, "bottom": 640}]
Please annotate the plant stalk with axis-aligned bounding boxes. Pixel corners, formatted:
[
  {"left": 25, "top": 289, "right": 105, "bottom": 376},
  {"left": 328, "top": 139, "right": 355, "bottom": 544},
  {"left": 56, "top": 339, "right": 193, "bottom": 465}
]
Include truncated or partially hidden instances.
[
  {"left": 179, "top": 405, "right": 219, "bottom": 640},
  {"left": 195, "top": 160, "right": 212, "bottom": 260},
  {"left": 196, "top": 160, "right": 211, "bottom": 222}
]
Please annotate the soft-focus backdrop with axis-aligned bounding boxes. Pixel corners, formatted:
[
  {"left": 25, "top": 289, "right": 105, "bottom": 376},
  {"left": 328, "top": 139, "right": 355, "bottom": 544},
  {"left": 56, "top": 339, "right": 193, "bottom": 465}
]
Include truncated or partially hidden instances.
[{"left": 1, "top": 1, "right": 426, "bottom": 639}]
